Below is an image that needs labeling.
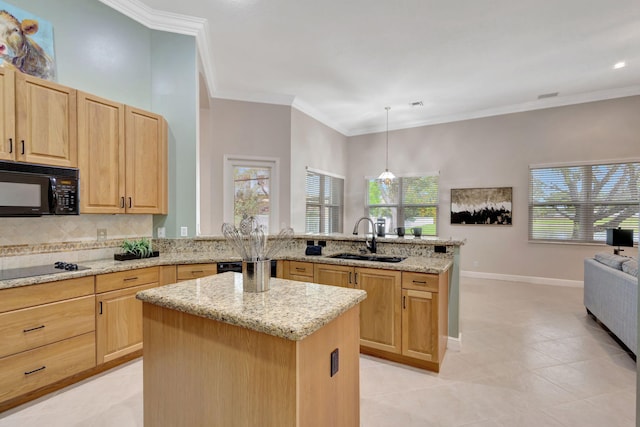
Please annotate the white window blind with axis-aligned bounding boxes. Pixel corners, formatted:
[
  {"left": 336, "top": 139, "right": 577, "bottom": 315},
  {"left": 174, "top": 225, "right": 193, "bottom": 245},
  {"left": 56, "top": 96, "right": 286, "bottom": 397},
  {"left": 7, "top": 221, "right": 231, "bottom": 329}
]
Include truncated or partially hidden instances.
[
  {"left": 366, "top": 175, "right": 439, "bottom": 235},
  {"left": 305, "top": 170, "right": 344, "bottom": 233},
  {"left": 529, "top": 162, "right": 640, "bottom": 243}
]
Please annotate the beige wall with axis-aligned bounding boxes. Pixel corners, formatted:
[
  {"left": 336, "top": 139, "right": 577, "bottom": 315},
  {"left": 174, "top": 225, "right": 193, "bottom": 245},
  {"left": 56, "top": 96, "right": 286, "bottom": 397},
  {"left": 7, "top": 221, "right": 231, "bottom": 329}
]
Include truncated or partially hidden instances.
[
  {"left": 199, "top": 99, "right": 292, "bottom": 235},
  {"left": 347, "top": 96, "right": 640, "bottom": 281},
  {"left": 290, "top": 108, "right": 350, "bottom": 231}
]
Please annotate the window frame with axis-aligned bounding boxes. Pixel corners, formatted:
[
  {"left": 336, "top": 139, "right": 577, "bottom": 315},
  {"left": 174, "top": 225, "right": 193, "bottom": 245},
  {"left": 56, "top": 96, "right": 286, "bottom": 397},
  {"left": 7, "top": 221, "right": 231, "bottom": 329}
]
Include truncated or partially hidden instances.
[
  {"left": 364, "top": 173, "right": 439, "bottom": 236},
  {"left": 305, "top": 168, "right": 344, "bottom": 234},
  {"left": 223, "top": 155, "right": 280, "bottom": 233},
  {"left": 528, "top": 159, "right": 640, "bottom": 244}
]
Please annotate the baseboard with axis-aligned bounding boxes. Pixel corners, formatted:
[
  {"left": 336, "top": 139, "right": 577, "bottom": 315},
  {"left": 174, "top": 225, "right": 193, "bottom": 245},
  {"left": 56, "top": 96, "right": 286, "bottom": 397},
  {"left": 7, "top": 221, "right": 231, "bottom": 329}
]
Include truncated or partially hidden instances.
[
  {"left": 447, "top": 334, "right": 462, "bottom": 352},
  {"left": 461, "top": 270, "right": 583, "bottom": 288}
]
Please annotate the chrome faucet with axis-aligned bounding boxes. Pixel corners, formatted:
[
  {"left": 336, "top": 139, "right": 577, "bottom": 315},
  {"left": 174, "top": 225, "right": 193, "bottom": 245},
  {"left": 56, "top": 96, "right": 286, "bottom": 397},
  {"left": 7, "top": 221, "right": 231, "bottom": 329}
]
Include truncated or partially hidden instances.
[{"left": 352, "top": 217, "right": 377, "bottom": 253}]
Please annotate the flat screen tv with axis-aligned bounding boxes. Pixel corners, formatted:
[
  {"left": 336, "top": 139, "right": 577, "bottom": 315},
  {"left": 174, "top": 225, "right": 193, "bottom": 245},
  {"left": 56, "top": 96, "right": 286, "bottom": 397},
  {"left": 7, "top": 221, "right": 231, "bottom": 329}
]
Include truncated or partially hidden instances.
[{"left": 606, "top": 228, "right": 634, "bottom": 248}]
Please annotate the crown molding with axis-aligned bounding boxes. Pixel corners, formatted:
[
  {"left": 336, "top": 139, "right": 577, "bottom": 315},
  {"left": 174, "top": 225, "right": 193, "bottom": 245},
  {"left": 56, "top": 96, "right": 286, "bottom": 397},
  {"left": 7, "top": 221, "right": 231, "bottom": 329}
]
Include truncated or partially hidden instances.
[
  {"left": 213, "top": 90, "right": 295, "bottom": 107},
  {"left": 99, "top": 0, "right": 217, "bottom": 98},
  {"left": 348, "top": 85, "right": 640, "bottom": 136},
  {"left": 291, "top": 98, "right": 350, "bottom": 137}
]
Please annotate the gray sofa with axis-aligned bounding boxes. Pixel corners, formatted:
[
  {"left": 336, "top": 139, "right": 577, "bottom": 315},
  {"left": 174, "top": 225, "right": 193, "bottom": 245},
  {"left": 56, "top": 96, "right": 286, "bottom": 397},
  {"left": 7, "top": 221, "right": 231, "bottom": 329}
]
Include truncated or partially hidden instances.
[{"left": 584, "top": 253, "right": 638, "bottom": 356}]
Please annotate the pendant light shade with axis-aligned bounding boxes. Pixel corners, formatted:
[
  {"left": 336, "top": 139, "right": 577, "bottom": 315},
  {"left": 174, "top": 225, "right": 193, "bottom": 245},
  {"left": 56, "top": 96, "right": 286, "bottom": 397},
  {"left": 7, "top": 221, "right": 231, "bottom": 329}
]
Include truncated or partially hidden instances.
[{"left": 378, "top": 106, "right": 395, "bottom": 185}]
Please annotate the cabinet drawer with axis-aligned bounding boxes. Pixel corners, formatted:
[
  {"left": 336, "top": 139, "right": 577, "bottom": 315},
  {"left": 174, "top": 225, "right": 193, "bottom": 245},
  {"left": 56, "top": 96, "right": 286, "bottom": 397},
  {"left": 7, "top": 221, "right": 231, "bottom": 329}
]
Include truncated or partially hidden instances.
[
  {"left": 0, "top": 295, "right": 95, "bottom": 358},
  {"left": 0, "top": 276, "right": 95, "bottom": 313},
  {"left": 96, "top": 267, "right": 159, "bottom": 293},
  {"left": 177, "top": 264, "right": 217, "bottom": 281},
  {"left": 402, "top": 272, "right": 439, "bottom": 292},
  {"left": 0, "top": 332, "right": 96, "bottom": 402},
  {"left": 287, "top": 261, "right": 314, "bottom": 278}
]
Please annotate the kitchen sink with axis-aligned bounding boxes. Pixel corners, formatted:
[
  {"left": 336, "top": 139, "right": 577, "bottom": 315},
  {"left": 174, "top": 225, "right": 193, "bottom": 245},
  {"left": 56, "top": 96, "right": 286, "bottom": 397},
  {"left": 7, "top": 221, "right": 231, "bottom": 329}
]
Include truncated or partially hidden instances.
[{"left": 327, "top": 253, "right": 406, "bottom": 263}]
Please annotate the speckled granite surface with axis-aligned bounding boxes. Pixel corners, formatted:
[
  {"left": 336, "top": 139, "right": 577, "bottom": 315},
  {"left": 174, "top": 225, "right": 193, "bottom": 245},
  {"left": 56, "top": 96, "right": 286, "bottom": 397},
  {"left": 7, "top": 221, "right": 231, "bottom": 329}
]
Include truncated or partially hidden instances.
[
  {"left": 0, "top": 249, "right": 452, "bottom": 290},
  {"left": 136, "top": 272, "right": 367, "bottom": 341}
]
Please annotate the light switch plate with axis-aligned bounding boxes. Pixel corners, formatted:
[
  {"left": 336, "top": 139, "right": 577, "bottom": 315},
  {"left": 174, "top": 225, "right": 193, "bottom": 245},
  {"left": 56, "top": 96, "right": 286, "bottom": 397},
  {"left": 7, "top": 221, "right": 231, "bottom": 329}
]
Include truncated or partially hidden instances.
[
  {"left": 157, "top": 227, "right": 166, "bottom": 238},
  {"left": 180, "top": 226, "right": 188, "bottom": 237}
]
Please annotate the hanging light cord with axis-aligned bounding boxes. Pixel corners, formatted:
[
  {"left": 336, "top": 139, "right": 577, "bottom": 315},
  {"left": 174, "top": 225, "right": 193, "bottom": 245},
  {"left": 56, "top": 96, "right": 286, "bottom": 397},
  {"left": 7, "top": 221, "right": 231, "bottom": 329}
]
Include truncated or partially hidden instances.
[{"left": 385, "top": 106, "right": 390, "bottom": 171}]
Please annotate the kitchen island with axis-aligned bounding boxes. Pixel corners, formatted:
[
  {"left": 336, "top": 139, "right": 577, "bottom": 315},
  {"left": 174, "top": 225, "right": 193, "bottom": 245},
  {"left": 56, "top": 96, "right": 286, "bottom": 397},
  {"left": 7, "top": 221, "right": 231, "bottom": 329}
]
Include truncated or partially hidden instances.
[{"left": 136, "top": 272, "right": 367, "bottom": 427}]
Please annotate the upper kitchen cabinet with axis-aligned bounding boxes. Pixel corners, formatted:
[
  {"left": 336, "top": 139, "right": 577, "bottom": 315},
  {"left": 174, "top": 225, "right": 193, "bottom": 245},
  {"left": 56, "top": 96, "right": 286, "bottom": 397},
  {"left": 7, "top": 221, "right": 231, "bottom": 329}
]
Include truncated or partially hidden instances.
[
  {"left": 77, "top": 92, "right": 125, "bottom": 214},
  {"left": 0, "top": 68, "right": 15, "bottom": 161},
  {"left": 125, "top": 106, "right": 167, "bottom": 214},
  {"left": 77, "top": 95, "right": 167, "bottom": 214},
  {"left": 15, "top": 73, "right": 77, "bottom": 167}
]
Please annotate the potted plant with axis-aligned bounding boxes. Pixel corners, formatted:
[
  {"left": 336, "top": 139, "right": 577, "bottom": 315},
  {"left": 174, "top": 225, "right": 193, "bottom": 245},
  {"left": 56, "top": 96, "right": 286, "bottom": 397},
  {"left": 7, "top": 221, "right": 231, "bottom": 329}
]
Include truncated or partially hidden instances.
[{"left": 114, "top": 238, "right": 159, "bottom": 261}]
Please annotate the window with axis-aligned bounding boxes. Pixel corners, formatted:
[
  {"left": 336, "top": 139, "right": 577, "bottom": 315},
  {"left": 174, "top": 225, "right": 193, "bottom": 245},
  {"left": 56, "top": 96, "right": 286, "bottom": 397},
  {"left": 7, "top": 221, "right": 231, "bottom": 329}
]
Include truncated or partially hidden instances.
[
  {"left": 305, "top": 169, "right": 344, "bottom": 233},
  {"left": 366, "top": 175, "right": 439, "bottom": 235},
  {"left": 529, "top": 161, "right": 640, "bottom": 243},
  {"left": 224, "top": 156, "right": 279, "bottom": 233}
]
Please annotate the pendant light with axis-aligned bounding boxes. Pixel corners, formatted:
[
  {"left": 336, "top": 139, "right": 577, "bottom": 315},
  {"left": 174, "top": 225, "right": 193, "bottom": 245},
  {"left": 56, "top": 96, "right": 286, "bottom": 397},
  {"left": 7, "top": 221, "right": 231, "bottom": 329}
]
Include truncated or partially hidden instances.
[{"left": 378, "top": 106, "right": 396, "bottom": 185}]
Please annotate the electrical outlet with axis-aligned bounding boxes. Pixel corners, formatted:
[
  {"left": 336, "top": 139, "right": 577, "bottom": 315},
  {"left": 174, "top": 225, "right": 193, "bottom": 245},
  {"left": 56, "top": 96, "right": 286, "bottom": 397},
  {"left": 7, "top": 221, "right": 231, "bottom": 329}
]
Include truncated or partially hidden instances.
[
  {"left": 180, "top": 226, "right": 188, "bottom": 237},
  {"left": 97, "top": 228, "right": 107, "bottom": 241},
  {"left": 157, "top": 227, "right": 166, "bottom": 238}
]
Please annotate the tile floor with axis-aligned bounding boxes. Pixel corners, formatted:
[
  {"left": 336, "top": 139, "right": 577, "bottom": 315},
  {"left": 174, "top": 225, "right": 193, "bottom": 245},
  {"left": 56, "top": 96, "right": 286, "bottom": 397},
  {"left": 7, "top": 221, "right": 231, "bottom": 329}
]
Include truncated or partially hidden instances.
[{"left": 0, "top": 277, "right": 636, "bottom": 426}]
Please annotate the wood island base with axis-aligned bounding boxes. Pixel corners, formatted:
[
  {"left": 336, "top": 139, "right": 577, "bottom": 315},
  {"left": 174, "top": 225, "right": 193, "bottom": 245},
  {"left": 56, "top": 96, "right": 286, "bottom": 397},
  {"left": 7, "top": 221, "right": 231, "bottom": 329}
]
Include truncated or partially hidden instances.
[{"left": 142, "top": 303, "right": 361, "bottom": 427}]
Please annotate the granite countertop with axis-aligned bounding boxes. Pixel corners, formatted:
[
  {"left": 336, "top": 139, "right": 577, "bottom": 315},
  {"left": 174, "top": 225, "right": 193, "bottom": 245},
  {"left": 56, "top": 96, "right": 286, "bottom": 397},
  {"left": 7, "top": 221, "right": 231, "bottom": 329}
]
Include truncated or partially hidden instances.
[
  {"left": 0, "top": 249, "right": 453, "bottom": 290},
  {"left": 136, "top": 272, "right": 367, "bottom": 341}
]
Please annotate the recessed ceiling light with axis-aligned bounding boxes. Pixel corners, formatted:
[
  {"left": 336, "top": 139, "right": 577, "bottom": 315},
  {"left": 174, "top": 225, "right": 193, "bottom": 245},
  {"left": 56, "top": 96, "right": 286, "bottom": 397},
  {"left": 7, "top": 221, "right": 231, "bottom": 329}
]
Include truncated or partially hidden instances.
[{"left": 614, "top": 61, "right": 626, "bottom": 69}]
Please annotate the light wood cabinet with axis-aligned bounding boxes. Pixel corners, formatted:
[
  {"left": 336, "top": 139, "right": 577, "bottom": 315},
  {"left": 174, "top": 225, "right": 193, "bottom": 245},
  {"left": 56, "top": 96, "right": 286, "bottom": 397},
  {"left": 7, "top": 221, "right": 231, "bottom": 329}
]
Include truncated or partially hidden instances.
[
  {"left": 0, "top": 68, "right": 15, "bottom": 161},
  {"left": 95, "top": 267, "right": 160, "bottom": 364},
  {"left": 177, "top": 263, "right": 217, "bottom": 282},
  {"left": 282, "top": 260, "right": 314, "bottom": 282},
  {"left": 77, "top": 92, "right": 125, "bottom": 213},
  {"left": 313, "top": 263, "right": 402, "bottom": 354},
  {"left": 15, "top": 73, "right": 77, "bottom": 167},
  {"left": 0, "top": 276, "right": 96, "bottom": 405},
  {"left": 356, "top": 268, "right": 402, "bottom": 354},
  {"left": 0, "top": 332, "right": 95, "bottom": 403},
  {"left": 313, "top": 262, "right": 449, "bottom": 371},
  {"left": 401, "top": 270, "right": 449, "bottom": 367},
  {"left": 124, "top": 105, "right": 167, "bottom": 214},
  {"left": 77, "top": 95, "right": 167, "bottom": 214},
  {"left": 313, "top": 263, "right": 352, "bottom": 287}
]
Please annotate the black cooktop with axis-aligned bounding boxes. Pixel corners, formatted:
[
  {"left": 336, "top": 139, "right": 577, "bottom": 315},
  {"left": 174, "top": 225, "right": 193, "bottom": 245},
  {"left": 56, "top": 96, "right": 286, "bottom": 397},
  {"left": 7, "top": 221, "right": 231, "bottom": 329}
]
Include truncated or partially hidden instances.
[{"left": 0, "top": 262, "right": 90, "bottom": 281}]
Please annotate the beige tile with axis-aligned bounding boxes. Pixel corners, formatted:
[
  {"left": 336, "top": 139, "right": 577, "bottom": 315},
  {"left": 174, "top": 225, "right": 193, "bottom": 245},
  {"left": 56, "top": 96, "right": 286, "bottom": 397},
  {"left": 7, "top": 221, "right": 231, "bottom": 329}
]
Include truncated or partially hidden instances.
[{"left": 543, "top": 399, "right": 636, "bottom": 427}]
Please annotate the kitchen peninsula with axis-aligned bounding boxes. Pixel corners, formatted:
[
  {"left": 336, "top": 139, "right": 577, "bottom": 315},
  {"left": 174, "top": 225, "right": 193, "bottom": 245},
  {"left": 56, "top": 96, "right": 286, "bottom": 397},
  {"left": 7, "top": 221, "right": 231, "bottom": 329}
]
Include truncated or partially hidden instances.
[
  {"left": 0, "top": 233, "right": 462, "bottom": 411},
  {"left": 136, "top": 272, "right": 367, "bottom": 427}
]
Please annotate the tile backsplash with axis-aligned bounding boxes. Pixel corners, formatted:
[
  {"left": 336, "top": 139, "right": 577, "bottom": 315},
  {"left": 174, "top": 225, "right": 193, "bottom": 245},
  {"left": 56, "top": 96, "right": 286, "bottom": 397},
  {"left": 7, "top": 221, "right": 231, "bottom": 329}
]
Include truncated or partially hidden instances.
[{"left": 0, "top": 215, "right": 152, "bottom": 249}]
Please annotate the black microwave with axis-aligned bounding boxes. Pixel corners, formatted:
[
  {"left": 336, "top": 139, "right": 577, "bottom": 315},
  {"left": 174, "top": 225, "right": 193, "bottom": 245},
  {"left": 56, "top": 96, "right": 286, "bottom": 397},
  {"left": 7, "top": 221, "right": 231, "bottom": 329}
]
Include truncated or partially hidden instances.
[{"left": 0, "top": 161, "right": 79, "bottom": 216}]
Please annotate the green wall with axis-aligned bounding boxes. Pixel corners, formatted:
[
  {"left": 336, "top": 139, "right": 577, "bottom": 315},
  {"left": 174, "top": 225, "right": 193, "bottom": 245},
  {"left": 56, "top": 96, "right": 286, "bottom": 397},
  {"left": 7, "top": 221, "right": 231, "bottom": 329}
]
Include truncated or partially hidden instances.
[{"left": 15, "top": 0, "right": 198, "bottom": 238}]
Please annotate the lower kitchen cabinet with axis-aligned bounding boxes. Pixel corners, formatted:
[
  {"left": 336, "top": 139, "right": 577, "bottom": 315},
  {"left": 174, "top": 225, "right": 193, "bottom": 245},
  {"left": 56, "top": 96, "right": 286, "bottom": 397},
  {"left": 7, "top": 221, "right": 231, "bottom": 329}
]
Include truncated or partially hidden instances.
[
  {"left": 313, "top": 264, "right": 402, "bottom": 354},
  {"left": 402, "top": 289, "right": 439, "bottom": 361},
  {"left": 176, "top": 263, "right": 217, "bottom": 282},
  {"left": 0, "top": 276, "right": 96, "bottom": 406},
  {"left": 282, "top": 260, "right": 314, "bottom": 282},
  {"left": 314, "top": 262, "right": 449, "bottom": 371},
  {"left": 95, "top": 267, "right": 160, "bottom": 364}
]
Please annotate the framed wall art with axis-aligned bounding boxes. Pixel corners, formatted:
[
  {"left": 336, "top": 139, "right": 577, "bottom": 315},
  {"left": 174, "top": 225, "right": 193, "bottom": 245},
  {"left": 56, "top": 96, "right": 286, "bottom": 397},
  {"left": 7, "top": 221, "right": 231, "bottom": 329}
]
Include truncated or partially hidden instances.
[
  {"left": 451, "top": 187, "right": 512, "bottom": 225},
  {"left": 0, "top": 1, "right": 56, "bottom": 80}
]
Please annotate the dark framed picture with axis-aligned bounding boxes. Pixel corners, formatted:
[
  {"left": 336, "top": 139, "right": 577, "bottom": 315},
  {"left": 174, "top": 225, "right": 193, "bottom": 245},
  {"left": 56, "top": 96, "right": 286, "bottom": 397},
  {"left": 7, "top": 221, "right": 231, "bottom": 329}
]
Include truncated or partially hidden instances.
[{"left": 451, "top": 187, "right": 512, "bottom": 225}]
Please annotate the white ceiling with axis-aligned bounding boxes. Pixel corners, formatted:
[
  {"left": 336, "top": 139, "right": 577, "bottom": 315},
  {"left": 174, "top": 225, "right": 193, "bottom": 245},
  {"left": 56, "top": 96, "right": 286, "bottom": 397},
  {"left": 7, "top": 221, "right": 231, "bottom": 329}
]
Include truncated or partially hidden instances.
[{"left": 102, "top": 0, "right": 640, "bottom": 136}]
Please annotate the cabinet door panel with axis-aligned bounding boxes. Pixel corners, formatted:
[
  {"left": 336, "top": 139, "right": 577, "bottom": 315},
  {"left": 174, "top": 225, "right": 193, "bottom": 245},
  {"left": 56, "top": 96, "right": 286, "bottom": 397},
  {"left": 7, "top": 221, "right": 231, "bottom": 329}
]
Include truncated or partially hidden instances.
[
  {"left": 16, "top": 74, "right": 77, "bottom": 167},
  {"left": 313, "top": 264, "right": 352, "bottom": 288},
  {"left": 96, "top": 282, "right": 157, "bottom": 364},
  {"left": 356, "top": 268, "right": 401, "bottom": 354},
  {"left": 0, "top": 68, "right": 15, "bottom": 161},
  {"left": 125, "top": 106, "right": 167, "bottom": 214},
  {"left": 402, "top": 289, "right": 438, "bottom": 361},
  {"left": 78, "top": 92, "right": 125, "bottom": 213}
]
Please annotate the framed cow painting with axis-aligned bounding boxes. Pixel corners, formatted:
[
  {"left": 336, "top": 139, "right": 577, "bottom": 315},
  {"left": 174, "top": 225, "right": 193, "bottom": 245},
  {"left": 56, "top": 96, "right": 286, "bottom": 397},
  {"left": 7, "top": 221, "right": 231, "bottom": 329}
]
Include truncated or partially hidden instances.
[{"left": 0, "top": 1, "right": 56, "bottom": 80}]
